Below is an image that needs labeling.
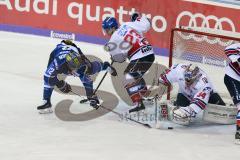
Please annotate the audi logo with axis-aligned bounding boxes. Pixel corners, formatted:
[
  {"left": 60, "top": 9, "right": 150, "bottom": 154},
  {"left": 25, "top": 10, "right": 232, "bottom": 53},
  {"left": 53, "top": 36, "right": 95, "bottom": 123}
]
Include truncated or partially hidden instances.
[
  {"left": 176, "top": 11, "right": 236, "bottom": 31},
  {"left": 175, "top": 11, "right": 236, "bottom": 46}
]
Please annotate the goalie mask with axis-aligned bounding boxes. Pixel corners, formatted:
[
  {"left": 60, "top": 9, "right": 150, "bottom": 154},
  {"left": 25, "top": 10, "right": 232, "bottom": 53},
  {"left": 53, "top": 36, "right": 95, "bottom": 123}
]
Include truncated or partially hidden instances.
[
  {"left": 184, "top": 64, "right": 200, "bottom": 86},
  {"left": 65, "top": 51, "right": 82, "bottom": 70}
]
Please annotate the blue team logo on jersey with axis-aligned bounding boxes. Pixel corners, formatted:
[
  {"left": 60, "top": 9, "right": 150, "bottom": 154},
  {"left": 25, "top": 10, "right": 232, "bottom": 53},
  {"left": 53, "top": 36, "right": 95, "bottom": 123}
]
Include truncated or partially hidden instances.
[
  {"left": 58, "top": 54, "right": 67, "bottom": 60},
  {"left": 203, "top": 87, "right": 212, "bottom": 92},
  {"left": 117, "top": 25, "right": 128, "bottom": 36}
]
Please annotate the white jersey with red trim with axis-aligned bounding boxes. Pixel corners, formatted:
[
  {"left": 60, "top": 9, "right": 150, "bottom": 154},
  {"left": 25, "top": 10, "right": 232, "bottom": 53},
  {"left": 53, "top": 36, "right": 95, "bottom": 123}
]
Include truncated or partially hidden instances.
[
  {"left": 159, "top": 64, "right": 215, "bottom": 111},
  {"left": 225, "top": 43, "right": 240, "bottom": 81},
  {"left": 107, "top": 16, "right": 154, "bottom": 63}
]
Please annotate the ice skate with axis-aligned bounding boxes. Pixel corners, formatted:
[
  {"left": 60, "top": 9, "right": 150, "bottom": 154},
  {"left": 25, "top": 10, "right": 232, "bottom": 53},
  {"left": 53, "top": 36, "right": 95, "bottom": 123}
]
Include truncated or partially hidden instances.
[
  {"left": 235, "top": 131, "right": 240, "bottom": 145},
  {"left": 37, "top": 100, "right": 53, "bottom": 114},
  {"left": 129, "top": 101, "right": 145, "bottom": 113}
]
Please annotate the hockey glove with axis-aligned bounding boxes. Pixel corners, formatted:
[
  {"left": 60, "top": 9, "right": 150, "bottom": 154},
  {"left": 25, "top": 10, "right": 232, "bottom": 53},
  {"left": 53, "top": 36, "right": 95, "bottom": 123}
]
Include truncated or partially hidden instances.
[
  {"left": 131, "top": 12, "right": 139, "bottom": 22},
  {"left": 56, "top": 80, "right": 71, "bottom": 93},
  {"left": 108, "top": 65, "right": 117, "bottom": 76},
  {"left": 104, "top": 43, "right": 111, "bottom": 52},
  {"left": 88, "top": 95, "right": 100, "bottom": 109},
  {"left": 103, "top": 61, "right": 117, "bottom": 76}
]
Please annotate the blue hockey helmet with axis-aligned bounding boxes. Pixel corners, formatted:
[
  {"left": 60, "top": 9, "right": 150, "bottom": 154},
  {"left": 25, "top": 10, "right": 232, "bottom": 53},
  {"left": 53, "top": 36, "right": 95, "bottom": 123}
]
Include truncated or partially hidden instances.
[
  {"left": 65, "top": 51, "right": 82, "bottom": 70},
  {"left": 102, "top": 17, "right": 118, "bottom": 30}
]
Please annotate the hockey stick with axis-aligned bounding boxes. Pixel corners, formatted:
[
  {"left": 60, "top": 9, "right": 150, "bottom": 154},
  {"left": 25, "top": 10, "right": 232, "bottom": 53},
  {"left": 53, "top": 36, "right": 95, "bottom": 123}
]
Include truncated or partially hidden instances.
[
  {"left": 99, "top": 105, "right": 152, "bottom": 128},
  {"left": 71, "top": 90, "right": 151, "bottom": 128},
  {"left": 80, "top": 61, "right": 114, "bottom": 104}
]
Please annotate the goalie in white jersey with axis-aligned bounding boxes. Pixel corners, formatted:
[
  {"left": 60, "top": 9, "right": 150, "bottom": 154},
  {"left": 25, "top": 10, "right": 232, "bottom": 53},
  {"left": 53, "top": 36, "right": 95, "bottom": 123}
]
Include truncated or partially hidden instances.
[
  {"left": 224, "top": 43, "right": 240, "bottom": 144},
  {"left": 159, "top": 63, "right": 225, "bottom": 124},
  {"left": 102, "top": 13, "right": 155, "bottom": 113}
]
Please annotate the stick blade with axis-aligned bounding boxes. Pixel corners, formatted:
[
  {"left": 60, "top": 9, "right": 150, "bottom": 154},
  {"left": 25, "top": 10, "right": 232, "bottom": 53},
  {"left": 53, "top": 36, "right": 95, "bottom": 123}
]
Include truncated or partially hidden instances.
[{"left": 143, "top": 123, "right": 152, "bottom": 128}]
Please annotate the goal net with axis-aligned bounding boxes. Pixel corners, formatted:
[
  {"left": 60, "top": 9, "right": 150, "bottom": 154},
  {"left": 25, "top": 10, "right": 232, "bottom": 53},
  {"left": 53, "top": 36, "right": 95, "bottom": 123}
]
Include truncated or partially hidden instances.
[{"left": 168, "top": 27, "right": 240, "bottom": 103}]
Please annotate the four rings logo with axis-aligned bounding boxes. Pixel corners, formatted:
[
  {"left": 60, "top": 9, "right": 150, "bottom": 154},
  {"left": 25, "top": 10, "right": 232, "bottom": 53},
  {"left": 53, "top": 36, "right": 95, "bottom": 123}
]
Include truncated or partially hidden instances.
[
  {"left": 175, "top": 11, "right": 236, "bottom": 46},
  {"left": 176, "top": 11, "right": 236, "bottom": 31}
]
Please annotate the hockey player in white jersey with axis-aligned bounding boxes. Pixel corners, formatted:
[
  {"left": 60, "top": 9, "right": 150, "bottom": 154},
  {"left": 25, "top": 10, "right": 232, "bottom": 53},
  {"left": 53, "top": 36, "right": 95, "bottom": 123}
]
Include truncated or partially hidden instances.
[
  {"left": 159, "top": 63, "right": 225, "bottom": 125},
  {"left": 102, "top": 13, "right": 155, "bottom": 113},
  {"left": 224, "top": 43, "right": 240, "bottom": 144}
]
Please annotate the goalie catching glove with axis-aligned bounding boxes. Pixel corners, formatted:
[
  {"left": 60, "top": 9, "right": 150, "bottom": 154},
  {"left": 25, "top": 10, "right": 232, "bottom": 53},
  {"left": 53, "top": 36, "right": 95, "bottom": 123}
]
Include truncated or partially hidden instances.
[
  {"left": 56, "top": 80, "right": 71, "bottom": 93},
  {"left": 172, "top": 105, "right": 197, "bottom": 125}
]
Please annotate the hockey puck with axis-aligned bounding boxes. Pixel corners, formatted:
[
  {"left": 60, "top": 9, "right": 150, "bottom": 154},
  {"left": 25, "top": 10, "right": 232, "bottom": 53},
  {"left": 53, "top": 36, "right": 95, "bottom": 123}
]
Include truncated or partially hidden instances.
[{"left": 167, "top": 127, "right": 173, "bottom": 129}]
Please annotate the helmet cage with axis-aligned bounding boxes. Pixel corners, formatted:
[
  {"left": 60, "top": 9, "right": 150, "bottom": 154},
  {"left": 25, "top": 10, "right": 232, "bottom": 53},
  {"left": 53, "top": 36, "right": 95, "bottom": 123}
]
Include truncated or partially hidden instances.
[
  {"left": 184, "top": 65, "right": 200, "bottom": 84},
  {"left": 66, "top": 51, "right": 82, "bottom": 70}
]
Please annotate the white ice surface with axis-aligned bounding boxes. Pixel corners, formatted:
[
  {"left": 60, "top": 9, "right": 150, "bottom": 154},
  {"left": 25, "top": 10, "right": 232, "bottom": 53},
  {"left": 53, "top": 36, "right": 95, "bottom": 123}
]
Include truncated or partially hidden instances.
[{"left": 0, "top": 31, "right": 239, "bottom": 160}]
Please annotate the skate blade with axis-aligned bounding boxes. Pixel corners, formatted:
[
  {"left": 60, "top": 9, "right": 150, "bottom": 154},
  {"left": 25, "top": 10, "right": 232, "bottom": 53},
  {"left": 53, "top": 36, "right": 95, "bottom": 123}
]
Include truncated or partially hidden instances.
[
  {"left": 38, "top": 108, "right": 53, "bottom": 114},
  {"left": 129, "top": 106, "right": 146, "bottom": 113},
  {"left": 235, "top": 139, "right": 240, "bottom": 145}
]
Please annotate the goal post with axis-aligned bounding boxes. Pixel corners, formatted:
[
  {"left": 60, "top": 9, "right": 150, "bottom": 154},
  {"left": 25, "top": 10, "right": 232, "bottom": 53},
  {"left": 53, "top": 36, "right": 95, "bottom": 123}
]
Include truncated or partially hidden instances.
[{"left": 168, "top": 27, "right": 240, "bottom": 102}]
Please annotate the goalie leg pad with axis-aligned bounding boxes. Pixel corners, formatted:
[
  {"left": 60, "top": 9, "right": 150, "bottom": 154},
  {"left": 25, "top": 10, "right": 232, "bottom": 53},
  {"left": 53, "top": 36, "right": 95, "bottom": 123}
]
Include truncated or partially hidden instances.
[{"left": 203, "top": 103, "right": 237, "bottom": 124}]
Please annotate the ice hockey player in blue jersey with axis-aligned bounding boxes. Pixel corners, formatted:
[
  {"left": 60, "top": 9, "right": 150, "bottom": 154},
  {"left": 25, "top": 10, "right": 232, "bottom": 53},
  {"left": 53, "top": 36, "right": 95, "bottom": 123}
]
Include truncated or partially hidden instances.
[{"left": 37, "top": 40, "right": 117, "bottom": 114}]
